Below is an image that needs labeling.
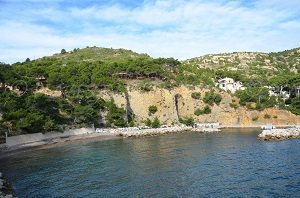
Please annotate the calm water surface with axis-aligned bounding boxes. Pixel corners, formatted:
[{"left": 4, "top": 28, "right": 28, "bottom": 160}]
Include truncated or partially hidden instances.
[{"left": 1, "top": 128, "right": 300, "bottom": 197}]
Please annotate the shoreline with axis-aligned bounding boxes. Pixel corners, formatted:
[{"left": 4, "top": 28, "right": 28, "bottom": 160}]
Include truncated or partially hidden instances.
[
  {"left": 0, "top": 133, "right": 119, "bottom": 159},
  {"left": 0, "top": 124, "right": 298, "bottom": 158}
]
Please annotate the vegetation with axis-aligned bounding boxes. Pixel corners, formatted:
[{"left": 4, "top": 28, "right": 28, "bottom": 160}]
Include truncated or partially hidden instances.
[
  {"left": 252, "top": 116, "right": 259, "bottom": 121},
  {"left": 145, "top": 117, "right": 161, "bottom": 128},
  {"left": 191, "top": 92, "right": 201, "bottom": 99},
  {"left": 264, "top": 114, "right": 271, "bottom": 119},
  {"left": 235, "top": 88, "right": 278, "bottom": 110},
  {"left": 194, "top": 105, "right": 211, "bottom": 116},
  {"left": 229, "top": 103, "right": 238, "bottom": 109},
  {"left": 179, "top": 117, "right": 194, "bottom": 126},
  {"left": 148, "top": 105, "right": 158, "bottom": 115},
  {"left": 203, "top": 91, "right": 222, "bottom": 106},
  {"left": 0, "top": 46, "right": 299, "bottom": 139}
]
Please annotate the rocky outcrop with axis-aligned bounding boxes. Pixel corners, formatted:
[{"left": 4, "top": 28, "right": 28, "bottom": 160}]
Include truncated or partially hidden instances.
[
  {"left": 99, "top": 85, "right": 300, "bottom": 126},
  {"left": 0, "top": 172, "right": 14, "bottom": 198},
  {"left": 258, "top": 127, "right": 300, "bottom": 141}
]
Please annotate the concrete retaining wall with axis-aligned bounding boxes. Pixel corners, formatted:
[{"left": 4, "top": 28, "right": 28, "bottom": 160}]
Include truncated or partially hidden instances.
[{"left": 6, "top": 128, "right": 94, "bottom": 147}]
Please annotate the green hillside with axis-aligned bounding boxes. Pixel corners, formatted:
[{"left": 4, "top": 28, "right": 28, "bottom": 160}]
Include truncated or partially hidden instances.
[{"left": 0, "top": 46, "right": 299, "bottom": 139}]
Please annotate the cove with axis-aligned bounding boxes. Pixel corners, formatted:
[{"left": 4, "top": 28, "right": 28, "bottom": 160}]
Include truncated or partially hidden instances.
[{"left": 0, "top": 128, "right": 300, "bottom": 197}]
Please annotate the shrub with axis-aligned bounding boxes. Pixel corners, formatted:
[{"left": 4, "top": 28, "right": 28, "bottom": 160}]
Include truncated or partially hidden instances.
[
  {"left": 191, "top": 92, "right": 201, "bottom": 99},
  {"left": 230, "top": 103, "right": 238, "bottom": 109},
  {"left": 194, "top": 105, "right": 211, "bottom": 116},
  {"left": 145, "top": 118, "right": 152, "bottom": 127},
  {"left": 273, "top": 115, "right": 278, "bottom": 119},
  {"left": 246, "top": 103, "right": 256, "bottom": 110},
  {"left": 151, "top": 117, "right": 161, "bottom": 128},
  {"left": 264, "top": 114, "right": 271, "bottom": 119},
  {"left": 145, "top": 117, "right": 161, "bottom": 128},
  {"left": 203, "top": 91, "right": 222, "bottom": 105},
  {"left": 148, "top": 105, "right": 158, "bottom": 114},
  {"left": 194, "top": 108, "right": 202, "bottom": 116},
  {"left": 252, "top": 116, "right": 259, "bottom": 121},
  {"left": 179, "top": 117, "right": 194, "bottom": 126}
]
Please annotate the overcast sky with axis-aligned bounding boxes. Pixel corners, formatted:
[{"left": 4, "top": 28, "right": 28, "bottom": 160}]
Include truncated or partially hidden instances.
[{"left": 1, "top": 0, "right": 300, "bottom": 63}]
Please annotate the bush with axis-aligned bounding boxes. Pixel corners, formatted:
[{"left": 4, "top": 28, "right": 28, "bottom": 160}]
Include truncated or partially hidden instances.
[
  {"left": 191, "top": 92, "right": 201, "bottom": 99},
  {"left": 179, "top": 117, "right": 194, "bottom": 126},
  {"left": 145, "top": 118, "right": 152, "bottom": 127},
  {"left": 203, "top": 91, "right": 222, "bottom": 105},
  {"left": 151, "top": 117, "right": 161, "bottom": 128},
  {"left": 264, "top": 114, "right": 271, "bottom": 119},
  {"left": 230, "top": 103, "right": 238, "bottom": 109},
  {"left": 148, "top": 105, "right": 158, "bottom": 114},
  {"left": 194, "top": 105, "right": 211, "bottom": 116},
  {"left": 145, "top": 117, "right": 161, "bottom": 128},
  {"left": 252, "top": 116, "right": 259, "bottom": 121}
]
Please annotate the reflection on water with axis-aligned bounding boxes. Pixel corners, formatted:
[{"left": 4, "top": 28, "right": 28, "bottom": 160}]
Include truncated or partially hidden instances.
[{"left": 1, "top": 128, "right": 300, "bottom": 197}]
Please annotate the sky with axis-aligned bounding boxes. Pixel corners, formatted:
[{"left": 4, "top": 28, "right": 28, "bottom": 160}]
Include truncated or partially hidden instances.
[{"left": 1, "top": 0, "right": 300, "bottom": 63}]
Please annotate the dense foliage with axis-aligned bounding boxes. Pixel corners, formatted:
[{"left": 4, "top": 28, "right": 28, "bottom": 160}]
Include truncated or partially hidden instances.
[
  {"left": 203, "top": 91, "right": 222, "bottom": 106},
  {"left": 194, "top": 105, "right": 211, "bottom": 116}
]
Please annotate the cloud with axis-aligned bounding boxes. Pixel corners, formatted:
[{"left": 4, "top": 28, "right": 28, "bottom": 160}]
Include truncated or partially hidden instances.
[{"left": 0, "top": 0, "right": 300, "bottom": 63}]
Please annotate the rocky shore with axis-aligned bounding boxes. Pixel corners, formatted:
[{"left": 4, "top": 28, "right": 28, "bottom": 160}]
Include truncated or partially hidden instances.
[
  {"left": 0, "top": 172, "right": 14, "bottom": 198},
  {"left": 114, "top": 126, "right": 220, "bottom": 137},
  {"left": 258, "top": 127, "right": 300, "bottom": 141}
]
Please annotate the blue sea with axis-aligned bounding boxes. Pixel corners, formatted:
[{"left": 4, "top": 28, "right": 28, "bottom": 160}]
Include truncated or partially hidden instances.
[{"left": 1, "top": 128, "right": 300, "bottom": 197}]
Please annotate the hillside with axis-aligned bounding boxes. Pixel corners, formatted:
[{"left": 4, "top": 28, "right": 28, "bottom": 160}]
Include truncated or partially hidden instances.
[
  {"left": 183, "top": 48, "right": 300, "bottom": 79},
  {"left": 0, "top": 46, "right": 299, "bottom": 140},
  {"left": 49, "top": 46, "right": 150, "bottom": 63}
]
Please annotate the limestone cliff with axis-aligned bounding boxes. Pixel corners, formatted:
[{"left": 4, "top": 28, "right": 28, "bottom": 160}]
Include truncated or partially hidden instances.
[{"left": 98, "top": 85, "right": 300, "bottom": 126}]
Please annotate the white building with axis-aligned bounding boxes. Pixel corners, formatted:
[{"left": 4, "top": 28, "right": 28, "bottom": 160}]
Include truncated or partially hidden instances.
[
  {"left": 263, "top": 86, "right": 290, "bottom": 100},
  {"left": 216, "top": 77, "right": 245, "bottom": 93}
]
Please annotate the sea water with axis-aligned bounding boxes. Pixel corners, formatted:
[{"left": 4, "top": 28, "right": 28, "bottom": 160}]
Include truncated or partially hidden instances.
[{"left": 1, "top": 128, "right": 299, "bottom": 197}]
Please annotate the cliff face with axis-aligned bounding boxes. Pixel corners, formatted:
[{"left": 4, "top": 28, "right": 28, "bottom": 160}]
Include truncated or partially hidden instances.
[{"left": 98, "top": 86, "right": 300, "bottom": 126}]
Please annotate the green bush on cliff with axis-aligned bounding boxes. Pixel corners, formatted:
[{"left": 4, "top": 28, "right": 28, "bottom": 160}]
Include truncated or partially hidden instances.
[
  {"left": 252, "top": 116, "right": 259, "bottom": 121},
  {"left": 194, "top": 105, "right": 211, "bottom": 116},
  {"left": 264, "top": 114, "right": 271, "bottom": 119},
  {"left": 106, "top": 99, "right": 127, "bottom": 127},
  {"left": 145, "top": 117, "right": 161, "bottom": 128},
  {"left": 151, "top": 117, "right": 161, "bottom": 128},
  {"left": 148, "top": 105, "right": 158, "bottom": 115},
  {"left": 229, "top": 103, "right": 238, "bottom": 109},
  {"left": 203, "top": 91, "right": 222, "bottom": 106},
  {"left": 179, "top": 117, "right": 194, "bottom": 126},
  {"left": 191, "top": 92, "right": 201, "bottom": 99}
]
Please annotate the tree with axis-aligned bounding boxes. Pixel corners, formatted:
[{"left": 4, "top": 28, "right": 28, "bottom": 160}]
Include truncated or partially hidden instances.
[
  {"left": 61, "top": 49, "right": 67, "bottom": 54},
  {"left": 25, "top": 58, "right": 30, "bottom": 62}
]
